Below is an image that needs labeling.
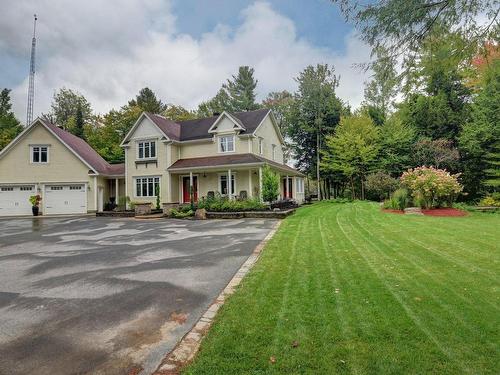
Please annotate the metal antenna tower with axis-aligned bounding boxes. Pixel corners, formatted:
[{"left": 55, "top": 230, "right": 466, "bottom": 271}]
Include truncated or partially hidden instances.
[{"left": 26, "top": 14, "right": 37, "bottom": 127}]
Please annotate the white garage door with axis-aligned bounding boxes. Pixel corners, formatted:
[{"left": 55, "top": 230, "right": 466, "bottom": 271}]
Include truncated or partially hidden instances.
[
  {"left": 44, "top": 184, "right": 87, "bottom": 215},
  {"left": 0, "top": 185, "right": 35, "bottom": 216}
]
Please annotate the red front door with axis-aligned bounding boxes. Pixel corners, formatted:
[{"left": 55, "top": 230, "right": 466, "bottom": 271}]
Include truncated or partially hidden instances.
[
  {"left": 283, "top": 178, "right": 293, "bottom": 199},
  {"left": 183, "top": 176, "right": 198, "bottom": 203}
]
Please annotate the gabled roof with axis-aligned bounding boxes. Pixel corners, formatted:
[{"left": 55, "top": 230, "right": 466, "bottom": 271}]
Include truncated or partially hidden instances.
[
  {"left": 0, "top": 118, "right": 124, "bottom": 176},
  {"left": 146, "top": 112, "right": 181, "bottom": 140},
  {"left": 178, "top": 108, "right": 270, "bottom": 141}
]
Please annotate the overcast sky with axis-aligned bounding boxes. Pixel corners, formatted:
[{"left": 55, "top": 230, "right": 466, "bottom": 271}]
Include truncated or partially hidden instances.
[{"left": 0, "top": 0, "right": 372, "bottom": 124}]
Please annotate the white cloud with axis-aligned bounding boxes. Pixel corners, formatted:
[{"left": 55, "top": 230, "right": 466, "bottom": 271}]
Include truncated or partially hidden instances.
[{"left": 2, "top": 1, "right": 371, "bottom": 122}]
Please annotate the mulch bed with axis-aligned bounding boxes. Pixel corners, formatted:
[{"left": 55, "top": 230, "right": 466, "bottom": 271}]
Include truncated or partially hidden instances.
[
  {"left": 382, "top": 208, "right": 467, "bottom": 217},
  {"left": 421, "top": 208, "right": 468, "bottom": 217}
]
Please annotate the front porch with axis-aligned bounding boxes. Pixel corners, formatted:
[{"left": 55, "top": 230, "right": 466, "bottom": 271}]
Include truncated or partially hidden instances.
[{"left": 168, "top": 167, "right": 303, "bottom": 204}]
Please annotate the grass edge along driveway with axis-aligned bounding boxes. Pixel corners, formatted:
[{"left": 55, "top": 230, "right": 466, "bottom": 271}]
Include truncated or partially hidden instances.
[{"left": 184, "top": 201, "right": 499, "bottom": 375}]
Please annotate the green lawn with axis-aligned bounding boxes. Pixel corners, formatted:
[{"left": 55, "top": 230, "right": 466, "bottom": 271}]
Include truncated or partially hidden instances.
[{"left": 185, "top": 201, "right": 500, "bottom": 374}]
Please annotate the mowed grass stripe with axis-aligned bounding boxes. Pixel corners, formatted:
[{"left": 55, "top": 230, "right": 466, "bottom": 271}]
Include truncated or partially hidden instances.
[{"left": 185, "top": 202, "right": 500, "bottom": 375}]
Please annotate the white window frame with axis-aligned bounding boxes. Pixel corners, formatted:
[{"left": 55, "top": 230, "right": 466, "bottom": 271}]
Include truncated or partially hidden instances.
[
  {"left": 136, "top": 140, "right": 157, "bottom": 160},
  {"left": 258, "top": 138, "right": 263, "bottom": 155},
  {"left": 296, "top": 178, "right": 304, "bottom": 194},
  {"left": 218, "top": 135, "right": 235, "bottom": 153},
  {"left": 218, "top": 174, "right": 236, "bottom": 196},
  {"left": 272, "top": 144, "right": 276, "bottom": 160},
  {"left": 134, "top": 176, "right": 160, "bottom": 197},
  {"left": 30, "top": 145, "right": 49, "bottom": 164}
]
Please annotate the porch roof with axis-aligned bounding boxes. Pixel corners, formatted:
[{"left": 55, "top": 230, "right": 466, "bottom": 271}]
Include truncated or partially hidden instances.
[{"left": 168, "top": 153, "right": 303, "bottom": 176}]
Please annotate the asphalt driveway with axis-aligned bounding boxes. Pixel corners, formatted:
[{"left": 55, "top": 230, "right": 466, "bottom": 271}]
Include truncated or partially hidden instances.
[{"left": 0, "top": 216, "right": 277, "bottom": 375}]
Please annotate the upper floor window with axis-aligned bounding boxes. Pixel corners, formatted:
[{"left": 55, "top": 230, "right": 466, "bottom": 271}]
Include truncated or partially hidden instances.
[
  {"left": 258, "top": 138, "right": 263, "bottom": 154},
  {"left": 31, "top": 145, "right": 49, "bottom": 163},
  {"left": 272, "top": 144, "right": 276, "bottom": 160},
  {"left": 218, "top": 135, "right": 235, "bottom": 153},
  {"left": 137, "top": 141, "right": 156, "bottom": 159}
]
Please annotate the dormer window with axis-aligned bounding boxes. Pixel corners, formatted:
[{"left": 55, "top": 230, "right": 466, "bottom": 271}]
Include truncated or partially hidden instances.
[
  {"left": 218, "top": 135, "right": 235, "bottom": 153},
  {"left": 137, "top": 141, "right": 156, "bottom": 159},
  {"left": 31, "top": 145, "right": 49, "bottom": 163}
]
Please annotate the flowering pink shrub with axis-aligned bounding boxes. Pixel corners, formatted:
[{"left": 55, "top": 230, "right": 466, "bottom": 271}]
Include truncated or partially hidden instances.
[{"left": 401, "top": 166, "right": 462, "bottom": 208}]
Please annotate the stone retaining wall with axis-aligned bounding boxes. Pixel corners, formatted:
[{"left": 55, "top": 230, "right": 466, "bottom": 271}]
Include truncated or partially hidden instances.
[{"left": 206, "top": 209, "right": 295, "bottom": 219}]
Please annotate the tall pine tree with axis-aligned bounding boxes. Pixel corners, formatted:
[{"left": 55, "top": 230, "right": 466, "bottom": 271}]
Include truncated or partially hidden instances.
[
  {"left": 223, "top": 66, "right": 260, "bottom": 112},
  {"left": 0, "top": 88, "right": 23, "bottom": 151}
]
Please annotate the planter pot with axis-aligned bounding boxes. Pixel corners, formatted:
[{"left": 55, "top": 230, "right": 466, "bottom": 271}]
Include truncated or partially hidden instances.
[{"left": 32, "top": 206, "right": 39, "bottom": 216}]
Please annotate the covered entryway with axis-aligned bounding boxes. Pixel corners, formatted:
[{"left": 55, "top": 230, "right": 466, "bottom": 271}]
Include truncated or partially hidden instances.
[
  {"left": 44, "top": 184, "right": 86, "bottom": 215},
  {"left": 182, "top": 176, "right": 198, "bottom": 203},
  {"left": 0, "top": 185, "right": 35, "bottom": 216}
]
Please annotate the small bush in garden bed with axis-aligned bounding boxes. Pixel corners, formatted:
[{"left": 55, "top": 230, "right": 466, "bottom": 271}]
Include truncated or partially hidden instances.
[
  {"left": 383, "top": 188, "right": 410, "bottom": 210},
  {"left": 401, "top": 166, "right": 462, "bottom": 209},
  {"left": 169, "top": 206, "right": 194, "bottom": 218},
  {"left": 197, "top": 195, "right": 267, "bottom": 212},
  {"left": 479, "top": 194, "right": 500, "bottom": 207}
]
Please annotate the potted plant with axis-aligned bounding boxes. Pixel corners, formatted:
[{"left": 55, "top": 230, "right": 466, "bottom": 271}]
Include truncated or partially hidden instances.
[{"left": 29, "top": 194, "right": 42, "bottom": 216}]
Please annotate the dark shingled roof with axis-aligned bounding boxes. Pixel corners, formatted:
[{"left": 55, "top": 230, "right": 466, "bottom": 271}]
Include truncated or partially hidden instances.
[
  {"left": 145, "top": 108, "right": 271, "bottom": 142},
  {"left": 168, "top": 153, "right": 302, "bottom": 175},
  {"left": 41, "top": 119, "right": 125, "bottom": 176}
]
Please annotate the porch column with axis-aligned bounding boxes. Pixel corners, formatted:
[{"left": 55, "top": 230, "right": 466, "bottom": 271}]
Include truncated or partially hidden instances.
[
  {"left": 285, "top": 175, "right": 289, "bottom": 199},
  {"left": 248, "top": 169, "right": 252, "bottom": 197},
  {"left": 93, "top": 176, "right": 98, "bottom": 212},
  {"left": 115, "top": 178, "right": 119, "bottom": 202},
  {"left": 258, "top": 167, "right": 263, "bottom": 202},
  {"left": 228, "top": 169, "right": 232, "bottom": 199},
  {"left": 189, "top": 171, "right": 193, "bottom": 201}
]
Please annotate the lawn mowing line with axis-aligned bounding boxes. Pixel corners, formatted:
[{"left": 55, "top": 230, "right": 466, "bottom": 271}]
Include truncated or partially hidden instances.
[
  {"left": 269, "top": 215, "right": 305, "bottom": 358},
  {"left": 358, "top": 207, "right": 499, "bottom": 311},
  {"left": 318, "top": 212, "right": 362, "bottom": 375},
  {"left": 371, "top": 207, "right": 500, "bottom": 285},
  {"left": 336, "top": 208, "right": 474, "bottom": 374},
  {"left": 380, "top": 209, "right": 500, "bottom": 254},
  {"left": 350, "top": 205, "right": 498, "bottom": 344}
]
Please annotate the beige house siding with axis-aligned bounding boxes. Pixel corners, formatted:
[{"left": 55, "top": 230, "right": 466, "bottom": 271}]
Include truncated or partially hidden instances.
[
  {"left": 253, "top": 116, "right": 283, "bottom": 163},
  {"left": 0, "top": 123, "right": 98, "bottom": 212}
]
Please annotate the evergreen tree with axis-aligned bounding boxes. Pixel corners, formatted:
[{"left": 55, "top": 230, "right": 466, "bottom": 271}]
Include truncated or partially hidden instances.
[
  {"left": 223, "top": 66, "right": 260, "bottom": 112},
  {"left": 128, "top": 87, "right": 166, "bottom": 114},
  {"left": 459, "top": 58, "right": 500, "bottom": 197},
  {"left": 74, "top": 104, "right": 85, "bottom": 139},
  {"left": 0, "top": 88, "right": 23, "bottom": 151},
  {"left": 197, "top": 88, "right": 232, "bottom": 117}
]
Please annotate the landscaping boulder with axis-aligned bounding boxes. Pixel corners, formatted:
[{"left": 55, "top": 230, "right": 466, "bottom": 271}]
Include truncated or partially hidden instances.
[
  {"left": 195, "top": 208, "right": 207, "bottom": 220},
  {"left": 404, "top": 207, "right": 423, "bottom": 215}
]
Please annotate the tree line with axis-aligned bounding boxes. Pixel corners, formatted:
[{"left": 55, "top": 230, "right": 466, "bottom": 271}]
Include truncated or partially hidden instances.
[{"left": 1, "top": 0, "right": 497, "bottom": 201}]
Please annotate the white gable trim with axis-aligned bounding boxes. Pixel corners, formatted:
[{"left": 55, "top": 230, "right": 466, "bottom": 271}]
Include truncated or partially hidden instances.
[
  {"left": 207, "top": 111, "right": 246, "bottom": 133},
  {"left": 0, "top": 118, "right": 98, "bottom": 174},
  {"left": 120, "top": 112, "right": 171, "bottom": 147},
  {"left": 252, "top": 110, "right": 285, "bottom": 144}
]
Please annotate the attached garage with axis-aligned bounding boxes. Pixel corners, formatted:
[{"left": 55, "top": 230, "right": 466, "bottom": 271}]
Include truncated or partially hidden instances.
[
  {"left": 0, "top": 185, "right": 35, "bottom": 216},
  {"left": 44, "top": 184, "right": 87, "bottom": 215}
]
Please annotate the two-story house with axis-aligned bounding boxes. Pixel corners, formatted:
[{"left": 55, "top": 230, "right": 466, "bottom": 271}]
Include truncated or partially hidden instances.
[
  {"left": 0, "top": 108, "right": 303, "bottom": 216},
  {"left": 120, "top": 108, "right": 304, "bottom": 207}
]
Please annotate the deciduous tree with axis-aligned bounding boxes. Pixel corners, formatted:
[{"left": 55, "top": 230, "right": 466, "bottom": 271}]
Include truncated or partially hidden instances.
[{"left": 0, "top": 88, "right": 22, "bottom": 151}]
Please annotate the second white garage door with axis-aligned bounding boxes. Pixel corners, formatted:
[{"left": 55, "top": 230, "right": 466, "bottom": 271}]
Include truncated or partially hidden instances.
[{"left": 44, "top": 184, "right": 87, "bottom": 215}]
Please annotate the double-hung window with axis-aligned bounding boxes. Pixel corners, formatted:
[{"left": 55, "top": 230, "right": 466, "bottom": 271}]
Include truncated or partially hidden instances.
[
  {"left": 31, "top": 146, "right": 49, "bottom": 163},
  {"left": 296, "top": 178, "right": 304, "bottom": 194},
  {"left": 219, "top": 175, "right": 235, "bottom": 195},
  {"left": 137, "top": 141, "right": 156, "bottom": 159},
  {"left": 258, "top": 138, "right": 263, "bottom": 154},
  {"left": 135, "top": 176, "right": 160, "bottom": 197},
  {"left": 218, "top": 135, "right": 235, "bottom": 153}
]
